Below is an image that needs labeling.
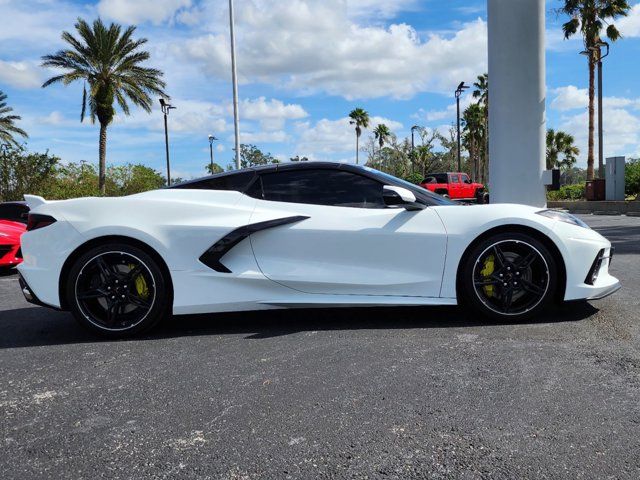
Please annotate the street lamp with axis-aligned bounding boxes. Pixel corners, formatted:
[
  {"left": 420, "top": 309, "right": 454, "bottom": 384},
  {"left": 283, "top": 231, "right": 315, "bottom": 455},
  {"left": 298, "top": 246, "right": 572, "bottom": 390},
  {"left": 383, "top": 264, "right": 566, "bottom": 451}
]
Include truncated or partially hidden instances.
[
  {"left": 228, "top": 0, "right": 241, "bottom": 170},
  {"left": 455, "top": 81, "right": 469, "bottom": 172},
  {"left": 208, "top": 134, "right": 217, "bottom": 174},
  {"left": 159, "top": 98, "right": 176, "bottom": 185},
  {"left": 411, "top": 125, "right": 420, "bottom": 152}
]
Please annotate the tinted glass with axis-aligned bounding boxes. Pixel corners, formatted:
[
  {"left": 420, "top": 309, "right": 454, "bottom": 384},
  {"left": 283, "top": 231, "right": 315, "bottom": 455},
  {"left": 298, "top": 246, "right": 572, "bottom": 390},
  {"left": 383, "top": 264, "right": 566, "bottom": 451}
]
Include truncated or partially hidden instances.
[
  {"left": 424, "top": 173, "right": 448, "bottom": 183},
  {"left": 0, "top": 204, "right": 28, "bottom": 223},
  {"left": 451, "top": 175, "right": 460, "bottom": 183},
  {"left": 258, "top": 169, "right": 385, "bottom": 208},
  {"left": 461, "top": 174, "right": 470, "bottom": 183},
  {"left": 172, "top": 172, "right": 255, "bottom": 192}
]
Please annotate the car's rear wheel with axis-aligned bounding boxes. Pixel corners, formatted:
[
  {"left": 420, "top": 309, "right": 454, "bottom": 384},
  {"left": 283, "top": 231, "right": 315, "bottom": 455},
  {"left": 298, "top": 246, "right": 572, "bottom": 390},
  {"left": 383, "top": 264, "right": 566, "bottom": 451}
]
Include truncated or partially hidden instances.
[
  {"left": 460, "top": 233, "right": 557, "bottom": 321},
  {"left": 66, "top": 243, "right": 170, "bottom": 337}
]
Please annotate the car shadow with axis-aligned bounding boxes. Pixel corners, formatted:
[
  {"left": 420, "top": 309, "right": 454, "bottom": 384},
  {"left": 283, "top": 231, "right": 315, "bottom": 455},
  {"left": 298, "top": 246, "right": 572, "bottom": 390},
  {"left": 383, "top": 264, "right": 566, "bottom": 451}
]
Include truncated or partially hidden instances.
[
  {"left": 0, "top": 268, "right": 19, "bottom": 277},
  {"left": 0, "top": 301, "right": 599, "bottom": 349}
]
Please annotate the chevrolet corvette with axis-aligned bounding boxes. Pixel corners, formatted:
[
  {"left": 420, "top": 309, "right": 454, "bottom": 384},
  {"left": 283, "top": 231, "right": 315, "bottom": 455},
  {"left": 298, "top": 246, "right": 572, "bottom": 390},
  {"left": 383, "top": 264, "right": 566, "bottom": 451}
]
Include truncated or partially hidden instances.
[{"left": 18, "top": 162, "right": 619, "bottom": 337}]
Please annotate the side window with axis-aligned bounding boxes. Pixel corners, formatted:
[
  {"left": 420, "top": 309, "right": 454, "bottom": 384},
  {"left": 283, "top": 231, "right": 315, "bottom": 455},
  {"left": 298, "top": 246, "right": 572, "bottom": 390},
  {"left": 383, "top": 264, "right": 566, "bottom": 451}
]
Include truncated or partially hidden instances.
[
  {"left": 460, "top": 174, "right": 470, "bottom": 184},
  {"left": 172, "top": 172, "right": 255, "bottom": 191},
  {"left": 450, "top": 175, "right": 460, "bottom": 183},
  {"left": 259, "top": 169, "right": 385, "bottom": 208},
  {"left": 433, "top": 174, "right": 448, "bottom": 183}
]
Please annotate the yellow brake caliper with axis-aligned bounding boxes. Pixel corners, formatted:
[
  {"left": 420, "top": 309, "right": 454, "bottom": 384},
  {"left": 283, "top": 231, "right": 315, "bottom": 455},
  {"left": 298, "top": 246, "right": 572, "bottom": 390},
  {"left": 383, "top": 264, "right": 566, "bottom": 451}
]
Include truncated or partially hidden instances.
[
  {"left": 128, "top": 264, "right": 149, "bottom": 299},
  {"left": 480, "top": 255, "right": 495, "bottom": 297}
]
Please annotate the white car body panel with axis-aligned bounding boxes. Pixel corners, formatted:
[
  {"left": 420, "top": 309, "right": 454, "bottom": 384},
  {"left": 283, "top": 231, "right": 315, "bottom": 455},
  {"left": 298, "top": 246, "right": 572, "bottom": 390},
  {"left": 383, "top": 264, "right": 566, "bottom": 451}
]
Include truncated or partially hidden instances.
[{"left": 18, "top": 178, "right": 619, "bottom": 315}]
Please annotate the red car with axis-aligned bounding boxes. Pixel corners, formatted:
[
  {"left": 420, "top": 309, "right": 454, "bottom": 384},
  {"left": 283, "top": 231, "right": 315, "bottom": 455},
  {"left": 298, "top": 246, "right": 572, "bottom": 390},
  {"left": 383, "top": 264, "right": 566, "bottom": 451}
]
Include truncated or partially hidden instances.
[
  {"left": 420, "top": 172, "right": 488, "bottom": 203},
  {"left": 0, "top": 220, "right": 25, "bottom": 269}
]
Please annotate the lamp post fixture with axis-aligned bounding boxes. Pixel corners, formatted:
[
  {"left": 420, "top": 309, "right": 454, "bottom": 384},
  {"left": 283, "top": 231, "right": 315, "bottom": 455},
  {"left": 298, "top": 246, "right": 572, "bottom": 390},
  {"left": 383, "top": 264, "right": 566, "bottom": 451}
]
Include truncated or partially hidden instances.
[
  {"left": 159, "top": 98, "right": 176, "bottom": 186},
  {"left": 411, "top": 125, "right": 420, "bottom": 152},
  {"left": 208, "top": 134, "right": 217, "bottom": 174},
  {"left": 228, "top": 0, "right": 241, "bottom": 170},
  {"left": 455, "top": 81, "right": 469, "bottom": 172}
]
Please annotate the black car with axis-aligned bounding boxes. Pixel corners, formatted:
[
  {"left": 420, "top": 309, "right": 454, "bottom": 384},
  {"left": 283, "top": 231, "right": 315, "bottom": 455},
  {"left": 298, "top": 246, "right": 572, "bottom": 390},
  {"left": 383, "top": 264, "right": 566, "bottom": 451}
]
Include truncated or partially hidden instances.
[{"left": 0, "top": 201, "right": 29, "bottom": 224}]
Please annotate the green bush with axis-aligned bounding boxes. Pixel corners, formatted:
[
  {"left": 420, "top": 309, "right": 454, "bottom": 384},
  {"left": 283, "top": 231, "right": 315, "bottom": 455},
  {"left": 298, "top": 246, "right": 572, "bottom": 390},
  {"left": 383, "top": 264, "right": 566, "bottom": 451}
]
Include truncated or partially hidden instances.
[
  {"left": 547, "top": 183, "right": 585, "bottom": 201},
  {"left": 626, "top": 158, "right": 640, "bottom": 196},
  {"left": 0, "top": 145, "right": 166, "bottom": 201}
]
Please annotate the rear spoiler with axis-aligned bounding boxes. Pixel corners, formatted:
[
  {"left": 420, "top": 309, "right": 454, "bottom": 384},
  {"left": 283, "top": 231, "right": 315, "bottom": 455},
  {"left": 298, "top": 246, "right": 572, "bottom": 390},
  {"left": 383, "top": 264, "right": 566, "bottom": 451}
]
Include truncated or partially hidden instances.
[{"left": 23, "top": 195, "right": 48, "bottom": 209}]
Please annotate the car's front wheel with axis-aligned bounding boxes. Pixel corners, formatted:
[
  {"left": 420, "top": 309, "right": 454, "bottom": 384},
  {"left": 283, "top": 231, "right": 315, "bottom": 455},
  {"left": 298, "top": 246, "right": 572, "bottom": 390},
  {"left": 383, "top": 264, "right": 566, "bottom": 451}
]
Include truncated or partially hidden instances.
[
  {"left": 459, "top": 233, "right": 557, "bottom": 321},
  {"left": 66, "top": 243, "right": 170, "bottom": 337}
]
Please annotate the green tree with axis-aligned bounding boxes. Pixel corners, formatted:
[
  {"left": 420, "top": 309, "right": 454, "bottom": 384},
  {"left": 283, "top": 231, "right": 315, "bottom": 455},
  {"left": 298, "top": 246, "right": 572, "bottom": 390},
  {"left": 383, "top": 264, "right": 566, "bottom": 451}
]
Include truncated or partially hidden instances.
[
  {"left": 462, "top": 103, "right": 486, "bottom": 181},
  {"left": 472, "top": 73, "right": 489, "bottom": 183},
  {"left": 205, "top": 162, "right": 224, "bottom": 174},
  {"left": 41, "top": 18, "right": 167, "bottom": 195},
  {"left": 559, "top": 0, "right": 630, "bottom": 180},
  {"left": 0, "top": 91, "right": 28, "bottom": 147},
  {"left": 625, "top": 158, "right": 640, "bottom": 196},
  {"left": 348, "top": 108, "right": 370, "bottom": 165},
  {"left": 546, "top": 128, "right": 580, "bottom": 172},
  {"left": 0, "top": 145, "right": 57, "bottom": 201},
  {"left": 373, "top": 123, "right": 392, "bottom": 152},
  {"left": 232, "top": 144, "right": 278, "bottom": 169},
  {"left": 290, "top": 155, "right": 309, "bottom": 162}
]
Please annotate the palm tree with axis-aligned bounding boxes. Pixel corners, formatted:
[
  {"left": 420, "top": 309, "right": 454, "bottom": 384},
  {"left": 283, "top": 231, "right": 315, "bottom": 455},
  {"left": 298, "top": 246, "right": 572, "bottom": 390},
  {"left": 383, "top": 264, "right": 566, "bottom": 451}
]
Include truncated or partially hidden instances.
[
  {"left": 546, "top": 129, "right": 580, "bottom": 171},
  {"left": 472, "top": 73, "right": 488, "bottom": 183},
  {"left": 0, "top": 91, "right": 28, "bottom": 147},
  {"left": 559, "top": 0, "right": 630, "bottom": 180},
  {"left": 349, "top": 108, "right": 370, "bottom": 164},
  {"left": 42, "top": 18, "right": 167, "bottom": 194},
  {"left": 373, "top": 124, "right": 391, "bottom": 150},
  {"left": 462, "top": 103, "right": 486, "bottom": 181}
]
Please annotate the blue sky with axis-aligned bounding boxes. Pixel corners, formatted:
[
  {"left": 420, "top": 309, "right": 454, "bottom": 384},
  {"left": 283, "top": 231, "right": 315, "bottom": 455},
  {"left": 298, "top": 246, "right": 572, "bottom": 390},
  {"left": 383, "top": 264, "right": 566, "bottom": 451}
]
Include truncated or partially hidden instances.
[{"left": 2, "top": 0, "right": 640, "bottom": 179}]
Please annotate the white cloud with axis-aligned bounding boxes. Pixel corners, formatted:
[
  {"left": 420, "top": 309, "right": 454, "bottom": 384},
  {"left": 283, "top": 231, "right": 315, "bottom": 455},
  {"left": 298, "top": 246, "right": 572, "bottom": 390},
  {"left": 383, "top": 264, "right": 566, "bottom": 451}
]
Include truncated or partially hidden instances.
[
  {"left": 413, "top": 92, "right": 474, "bottom": 122},
  {"left": 238, "top": 97, "right": 308, "bottom": 131},
  {"left": 0, "top": 60, "right": 43, "bottom": 89},
  {"left": 550, "top": 85, "right": 588, "bottom": 111},
  {"left": 171, "top": 0, "right": 488, "bottom": 99},
  {"left": 38, "top": 111, "right": 66, "bottom": 126},
  {"left": 238, "top": 130, "right": 289, "bottom": 143},
  {"left": 97, "top": 0, "right": 192, "bottom": 25},
  {"left": 617, "top": 4, "right": 640, "bottom": 37},
  {"left": 296, "top": 115, "right": 402, "bottom": 156}
]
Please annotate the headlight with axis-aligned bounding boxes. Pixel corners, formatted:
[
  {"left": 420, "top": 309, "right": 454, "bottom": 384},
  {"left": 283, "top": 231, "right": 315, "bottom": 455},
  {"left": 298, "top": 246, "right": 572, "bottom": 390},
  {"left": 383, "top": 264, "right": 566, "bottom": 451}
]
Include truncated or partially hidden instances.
[{"left": 536, "top": 209, "right": 590, "bottom": 229}]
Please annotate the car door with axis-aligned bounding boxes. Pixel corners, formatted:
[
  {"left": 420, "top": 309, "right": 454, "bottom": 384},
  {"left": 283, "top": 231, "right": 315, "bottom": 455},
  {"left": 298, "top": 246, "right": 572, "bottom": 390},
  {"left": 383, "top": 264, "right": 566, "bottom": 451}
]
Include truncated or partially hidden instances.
[
  {"left": 448, "top": 173, "right": 462, "bottom": 198},
  {"left": 459, "top": 173, "right": 472, "bottom": 198},
  {"left": 247, "top": 168, "right": 448, "bottom": 298}
]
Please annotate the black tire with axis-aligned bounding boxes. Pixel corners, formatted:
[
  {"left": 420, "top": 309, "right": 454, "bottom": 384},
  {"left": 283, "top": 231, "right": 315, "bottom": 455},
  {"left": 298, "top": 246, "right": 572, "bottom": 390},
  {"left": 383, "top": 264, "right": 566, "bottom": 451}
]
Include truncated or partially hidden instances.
[
  {"left": 475, "top": 190, "right": 489, "bottom": 204},
  {"left": 459, "top": 232, "right": 557, "bottom": 321},
  {"left": 441, "top": 193, "right": 451, "bottom": 199},
  {"left": 66, "top": 243, "right": 170, "bottom": 338}
]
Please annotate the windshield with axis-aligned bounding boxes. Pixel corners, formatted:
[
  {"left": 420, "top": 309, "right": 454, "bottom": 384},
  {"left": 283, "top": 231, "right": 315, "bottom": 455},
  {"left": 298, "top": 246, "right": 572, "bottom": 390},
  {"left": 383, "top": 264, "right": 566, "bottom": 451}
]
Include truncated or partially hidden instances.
[{"left": 362, "top": 167, "right": 457, "bottom": 206}]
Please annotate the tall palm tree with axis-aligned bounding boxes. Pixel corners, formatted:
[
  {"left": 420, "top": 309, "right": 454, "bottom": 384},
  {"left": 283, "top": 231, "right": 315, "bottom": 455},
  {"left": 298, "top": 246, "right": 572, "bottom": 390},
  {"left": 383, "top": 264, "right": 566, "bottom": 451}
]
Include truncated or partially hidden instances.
[
  {"left": 42, "top": 18, "right": 167, "bottom": 194},
  {"left": 373, "top": 123, "right": 391, "bottom": 150},
  {"left": 472, "top": 73, "right": 488, "bottom": 183},
  {"left": 462, "top": 103, "right": 486, "bottom": 181},
  {"left": 546, "top": 129, "right": 580, "bottom": 171},
  {"left": 559, "top": 0, "right": 630, "bottom": 180},
  {"left": 349, "top": 108, "right": 369, "bottom": 165},
  {"left": 0, "top": 91, "right": 28, "bottom": 147}
]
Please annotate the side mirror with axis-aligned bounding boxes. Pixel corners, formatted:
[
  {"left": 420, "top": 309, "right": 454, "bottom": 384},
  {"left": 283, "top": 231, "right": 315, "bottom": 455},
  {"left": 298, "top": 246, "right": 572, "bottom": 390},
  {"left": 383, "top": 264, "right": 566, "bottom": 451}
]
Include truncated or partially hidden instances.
[{"left": 383, "top": 186, "right": 425, "bottom": 211}]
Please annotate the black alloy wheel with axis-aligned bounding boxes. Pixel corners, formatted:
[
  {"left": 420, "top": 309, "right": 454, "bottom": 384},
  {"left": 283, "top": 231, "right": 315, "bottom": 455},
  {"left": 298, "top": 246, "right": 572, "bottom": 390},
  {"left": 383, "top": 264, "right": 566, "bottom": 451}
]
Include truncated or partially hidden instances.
[
  {"left": 460, "top": 233, "right": 557, "bottom": 320},
  {"left": 67, "top": 243, "right": 170, "bottom": 337}
]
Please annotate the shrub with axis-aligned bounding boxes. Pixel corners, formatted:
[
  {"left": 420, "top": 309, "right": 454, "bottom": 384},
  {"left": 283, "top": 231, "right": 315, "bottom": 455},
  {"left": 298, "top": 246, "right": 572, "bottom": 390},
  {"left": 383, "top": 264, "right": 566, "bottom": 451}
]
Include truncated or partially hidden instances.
[
  {"left": 626, "top": 158, "right": 640, "bottom": 197},
  {"left": 547, "top": 183, "right": 585, "bottom": 201}
]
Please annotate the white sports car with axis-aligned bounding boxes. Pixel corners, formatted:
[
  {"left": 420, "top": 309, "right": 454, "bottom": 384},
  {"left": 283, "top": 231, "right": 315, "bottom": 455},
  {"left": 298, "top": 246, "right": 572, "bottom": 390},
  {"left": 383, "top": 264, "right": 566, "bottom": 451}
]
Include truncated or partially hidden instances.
[{"left": 18, "top": 162, "right": 619, "bottom": 337}]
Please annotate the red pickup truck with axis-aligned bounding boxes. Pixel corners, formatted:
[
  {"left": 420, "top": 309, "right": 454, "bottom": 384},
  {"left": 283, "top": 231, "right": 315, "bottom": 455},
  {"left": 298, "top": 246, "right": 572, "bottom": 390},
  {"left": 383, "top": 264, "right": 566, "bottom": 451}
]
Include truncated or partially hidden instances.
[{"left": 420, "top": 172, "right": 488, "bottom": 203}]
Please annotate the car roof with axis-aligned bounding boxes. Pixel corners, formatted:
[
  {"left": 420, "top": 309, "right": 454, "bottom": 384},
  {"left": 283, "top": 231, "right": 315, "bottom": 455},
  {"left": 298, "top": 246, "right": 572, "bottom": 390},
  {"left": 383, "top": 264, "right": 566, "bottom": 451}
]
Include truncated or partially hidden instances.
[{"left": 171, "top": 161, "right": 365, "bottom": 188}]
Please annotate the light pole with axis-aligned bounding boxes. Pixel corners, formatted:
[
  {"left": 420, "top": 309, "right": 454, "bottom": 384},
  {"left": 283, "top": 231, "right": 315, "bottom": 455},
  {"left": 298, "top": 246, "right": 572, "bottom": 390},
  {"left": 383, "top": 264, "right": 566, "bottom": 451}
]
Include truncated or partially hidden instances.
[
  {"left": 159, "top": 98, "right": 176, "bottom": 185},
  {"left": 228, "top": 0, "right": 241, "bottom": 170},
  {"left": 208, "top": 134, "right": 217, "bottom": 174},
  {"left": 455, "top": 81, "right": 469, "bottom": 172}
]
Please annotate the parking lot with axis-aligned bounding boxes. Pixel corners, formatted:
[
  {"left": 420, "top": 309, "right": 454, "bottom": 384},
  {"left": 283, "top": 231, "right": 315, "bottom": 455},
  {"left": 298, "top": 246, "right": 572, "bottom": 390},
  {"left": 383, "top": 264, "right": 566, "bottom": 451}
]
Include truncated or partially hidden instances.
[{"left": 1, "top": 214, "right": 639, "bottom": 479}]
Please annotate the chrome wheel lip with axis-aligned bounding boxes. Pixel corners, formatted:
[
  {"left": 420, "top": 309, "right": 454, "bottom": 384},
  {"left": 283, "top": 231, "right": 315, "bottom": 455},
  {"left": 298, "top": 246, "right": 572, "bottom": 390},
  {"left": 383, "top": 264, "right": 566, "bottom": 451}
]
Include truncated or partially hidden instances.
[
  {"left": 74, "top": 251, "right": 157, "bottom": 332},
  {"left": 471, "top": 239, "right": 550, "bottom": 316}
]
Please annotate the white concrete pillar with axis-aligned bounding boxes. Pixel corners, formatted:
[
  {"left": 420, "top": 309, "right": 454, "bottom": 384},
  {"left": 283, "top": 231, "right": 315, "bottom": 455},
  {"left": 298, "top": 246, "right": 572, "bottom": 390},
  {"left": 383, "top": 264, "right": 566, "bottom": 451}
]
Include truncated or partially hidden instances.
[{"left": 488, "top": 0, "right": 546, "bottom": 207}]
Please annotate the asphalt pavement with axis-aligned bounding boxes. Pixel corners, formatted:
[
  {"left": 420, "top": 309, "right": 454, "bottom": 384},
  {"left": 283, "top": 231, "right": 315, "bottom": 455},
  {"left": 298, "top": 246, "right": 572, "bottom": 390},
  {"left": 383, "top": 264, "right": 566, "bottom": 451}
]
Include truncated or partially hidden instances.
[{"left": 1, "top": 215, "right": 640, "bottom": 479}]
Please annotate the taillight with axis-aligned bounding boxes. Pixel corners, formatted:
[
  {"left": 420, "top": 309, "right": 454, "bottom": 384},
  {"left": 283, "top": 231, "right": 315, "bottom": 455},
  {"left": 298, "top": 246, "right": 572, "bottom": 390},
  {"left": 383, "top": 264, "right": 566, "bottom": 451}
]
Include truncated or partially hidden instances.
[{"left": 27, "top": 214, "right": 57, "bottom": 231}]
